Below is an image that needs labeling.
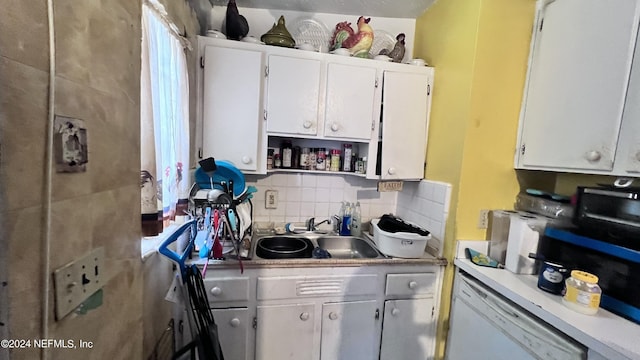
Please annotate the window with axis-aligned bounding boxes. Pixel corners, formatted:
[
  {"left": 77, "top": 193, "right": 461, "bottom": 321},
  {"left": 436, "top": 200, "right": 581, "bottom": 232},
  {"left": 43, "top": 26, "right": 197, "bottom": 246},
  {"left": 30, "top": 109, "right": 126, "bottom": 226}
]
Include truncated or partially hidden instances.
[{"left": 140, "top": 1, "right": 190, "bottom": 238}]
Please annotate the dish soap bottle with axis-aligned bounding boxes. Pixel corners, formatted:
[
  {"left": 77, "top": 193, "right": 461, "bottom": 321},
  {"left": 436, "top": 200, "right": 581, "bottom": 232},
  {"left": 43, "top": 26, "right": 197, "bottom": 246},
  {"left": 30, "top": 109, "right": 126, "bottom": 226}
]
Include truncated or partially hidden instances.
[
  {"left": 340, "top": 202, "right": 352, "bottom": 236},
  {"left": 351, "top": 201, "right": 362, "bottom": 237}
]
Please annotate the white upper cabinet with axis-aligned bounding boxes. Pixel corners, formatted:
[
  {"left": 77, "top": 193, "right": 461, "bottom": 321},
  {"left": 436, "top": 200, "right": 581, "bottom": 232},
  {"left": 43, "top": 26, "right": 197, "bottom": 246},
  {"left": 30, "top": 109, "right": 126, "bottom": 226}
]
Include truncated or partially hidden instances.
[
  {"left": 265, "top": 55, "right": 321, "bottom": 136},
  {"left": 202, "top": 45, "right": 265, "bottom": 172},
  {"left": 324, "top": 63, "right": 378, "bottom": 140},
  {"left": 379, "top": 70, "right": 431, "bottom": 180},
  {"left": 516, "top": 0, "right": 640, "bottom": 175}
]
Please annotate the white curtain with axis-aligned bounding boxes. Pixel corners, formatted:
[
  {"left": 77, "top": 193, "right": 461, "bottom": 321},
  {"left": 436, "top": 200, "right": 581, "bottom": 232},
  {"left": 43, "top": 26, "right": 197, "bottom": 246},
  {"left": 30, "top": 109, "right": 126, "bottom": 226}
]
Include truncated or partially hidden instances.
[{"left": 141, "top": 3, "right": 190, "bottom": 234}]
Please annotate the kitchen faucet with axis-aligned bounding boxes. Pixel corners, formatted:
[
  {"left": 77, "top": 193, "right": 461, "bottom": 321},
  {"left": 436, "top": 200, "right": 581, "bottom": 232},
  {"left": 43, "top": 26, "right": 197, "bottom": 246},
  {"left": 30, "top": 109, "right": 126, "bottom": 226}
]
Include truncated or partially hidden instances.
[{"left": 306, "top": 217, "right": 335, "bottom": 231}]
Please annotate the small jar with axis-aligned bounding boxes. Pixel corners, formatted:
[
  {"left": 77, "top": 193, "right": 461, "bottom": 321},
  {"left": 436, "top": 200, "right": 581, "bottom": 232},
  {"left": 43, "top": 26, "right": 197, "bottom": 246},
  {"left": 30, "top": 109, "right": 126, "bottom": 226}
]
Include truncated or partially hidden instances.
[
  {"left": 562, "top": 270, "right": 601, "bottom": 315},
  {"left": 330, "top": 149, "right": 341, "bottom": 172},
  {"left": 300, "top": 147, "right": 310, "bottom": 169}
]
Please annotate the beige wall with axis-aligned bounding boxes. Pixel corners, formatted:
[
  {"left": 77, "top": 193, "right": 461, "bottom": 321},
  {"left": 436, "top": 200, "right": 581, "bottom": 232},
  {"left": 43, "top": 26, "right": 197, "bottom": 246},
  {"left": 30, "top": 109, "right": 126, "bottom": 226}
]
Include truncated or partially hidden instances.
[{"left": 0, "top": 1, "right": 199, "bottom": 359}]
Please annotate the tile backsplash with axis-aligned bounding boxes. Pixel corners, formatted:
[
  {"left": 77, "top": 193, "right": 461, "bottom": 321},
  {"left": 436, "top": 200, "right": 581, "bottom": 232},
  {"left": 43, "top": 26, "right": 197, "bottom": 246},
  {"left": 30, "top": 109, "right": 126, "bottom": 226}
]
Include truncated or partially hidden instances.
[
  {"left": 245, "top": 173, "right": 397, "bottom": 223},
  {"left": 396, "top": 180, "right": 452, "bottom": 256}
]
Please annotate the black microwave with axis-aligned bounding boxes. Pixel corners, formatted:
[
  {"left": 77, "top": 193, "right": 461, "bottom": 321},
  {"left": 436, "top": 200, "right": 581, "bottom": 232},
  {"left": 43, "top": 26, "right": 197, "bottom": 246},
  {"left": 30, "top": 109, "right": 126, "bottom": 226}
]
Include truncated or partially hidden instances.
[
  {"left": 575, "top": 186, "right": 640, "bottom": 250},
  {"left": 538, "top": 227, "right": 640, "bottom": 324}
]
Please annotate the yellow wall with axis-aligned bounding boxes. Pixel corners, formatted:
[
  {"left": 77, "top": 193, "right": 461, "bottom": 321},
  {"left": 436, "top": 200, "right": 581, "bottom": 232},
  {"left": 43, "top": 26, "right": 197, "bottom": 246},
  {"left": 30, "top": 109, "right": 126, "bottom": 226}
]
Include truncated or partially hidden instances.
[{"left": 415, "top": 0, "right": 536, "bottom": 358}]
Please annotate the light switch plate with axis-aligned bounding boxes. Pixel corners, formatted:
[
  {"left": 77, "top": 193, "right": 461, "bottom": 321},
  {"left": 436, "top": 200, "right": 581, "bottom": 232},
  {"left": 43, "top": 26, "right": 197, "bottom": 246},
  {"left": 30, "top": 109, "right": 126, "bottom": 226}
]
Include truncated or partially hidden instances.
[
  {"left": 265, "top": 190, "right": 278, "bottom": 209},
  {"left": 53, "top": 247, "right": 104, "bottom": 320}
]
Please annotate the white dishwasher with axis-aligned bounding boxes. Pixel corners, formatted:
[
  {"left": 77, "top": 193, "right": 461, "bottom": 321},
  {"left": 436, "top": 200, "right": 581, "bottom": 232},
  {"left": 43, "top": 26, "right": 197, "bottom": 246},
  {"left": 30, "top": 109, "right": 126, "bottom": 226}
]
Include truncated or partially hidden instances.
[{"left": 445, "top": 271, "right": 587, "bottom": 360}]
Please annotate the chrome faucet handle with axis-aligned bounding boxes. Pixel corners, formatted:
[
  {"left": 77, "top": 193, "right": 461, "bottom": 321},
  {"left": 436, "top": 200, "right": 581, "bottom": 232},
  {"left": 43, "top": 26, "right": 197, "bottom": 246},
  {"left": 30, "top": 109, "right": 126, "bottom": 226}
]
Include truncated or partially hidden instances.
[{"left": 306, "top": 217, "right": 316, "bottom": 231}]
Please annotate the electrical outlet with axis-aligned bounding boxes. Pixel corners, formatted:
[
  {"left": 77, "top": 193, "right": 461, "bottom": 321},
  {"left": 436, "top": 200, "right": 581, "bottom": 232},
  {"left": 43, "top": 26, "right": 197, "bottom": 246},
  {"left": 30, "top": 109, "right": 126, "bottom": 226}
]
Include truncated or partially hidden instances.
[
  {"left": 265, "top": 190, "right": 278, "bottom": 209},
  {"left": 477, "top": 209, "right": 490, "bottom": 229},
  {"left": 53, "top": 247, "right": 104, "bottom": 320}
]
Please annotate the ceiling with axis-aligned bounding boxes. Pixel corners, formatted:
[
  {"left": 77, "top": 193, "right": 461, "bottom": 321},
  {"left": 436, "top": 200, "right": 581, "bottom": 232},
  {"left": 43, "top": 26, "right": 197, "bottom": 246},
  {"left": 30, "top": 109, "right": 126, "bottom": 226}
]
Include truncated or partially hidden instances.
[{"left": 206, "top": 0, "right": 437, "bottom": 19}]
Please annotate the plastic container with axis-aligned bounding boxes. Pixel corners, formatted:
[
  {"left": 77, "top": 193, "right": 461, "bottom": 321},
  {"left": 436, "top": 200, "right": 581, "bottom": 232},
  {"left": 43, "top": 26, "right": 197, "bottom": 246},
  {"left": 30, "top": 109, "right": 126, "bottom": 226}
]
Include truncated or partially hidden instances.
[
  {"left": 371, "top": 218, "right": 431, "bottom": 258},
  {"left": 562, "top": 270, "right": 601, "bottom": 315},
  {"left": 330, "top": 149, "right": 341, "bottom": 172},
  {"left": 351, "top": 202, "right": 362, "bottom": 237}
]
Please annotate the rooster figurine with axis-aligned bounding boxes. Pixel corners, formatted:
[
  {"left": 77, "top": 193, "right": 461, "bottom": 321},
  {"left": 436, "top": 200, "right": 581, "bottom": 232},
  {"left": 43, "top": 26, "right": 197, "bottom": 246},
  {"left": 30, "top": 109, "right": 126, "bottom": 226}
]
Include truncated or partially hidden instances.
[
  {"left": 330, "top": 16, "right": 374, "bottom": 58},
  {"left": 225, "top": 0, "right": 249, "bottom": 40},
  {"left": 379, "top": 33, "right": 406, "bottom": 63}
]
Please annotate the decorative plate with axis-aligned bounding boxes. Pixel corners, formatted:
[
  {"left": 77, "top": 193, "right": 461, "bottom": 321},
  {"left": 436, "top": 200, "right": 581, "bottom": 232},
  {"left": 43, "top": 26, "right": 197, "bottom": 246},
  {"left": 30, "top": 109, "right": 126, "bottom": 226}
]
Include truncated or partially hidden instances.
[
  {"left": 289, "top": 17, "right": 331, "bottom": 53},
  {"left": 371, "top": 30, "right": 396, "bottom": 57}
]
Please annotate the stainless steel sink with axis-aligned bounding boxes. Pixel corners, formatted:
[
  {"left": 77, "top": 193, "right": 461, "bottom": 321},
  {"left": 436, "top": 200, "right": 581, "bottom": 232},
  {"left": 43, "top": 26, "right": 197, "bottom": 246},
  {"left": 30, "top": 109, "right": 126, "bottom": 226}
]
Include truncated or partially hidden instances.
[
  {"left": 250, "top": 232, "right": 384, "bottom": 259},
  {"left": 315, "top": 236, "right": 381, "bottom": 259}
]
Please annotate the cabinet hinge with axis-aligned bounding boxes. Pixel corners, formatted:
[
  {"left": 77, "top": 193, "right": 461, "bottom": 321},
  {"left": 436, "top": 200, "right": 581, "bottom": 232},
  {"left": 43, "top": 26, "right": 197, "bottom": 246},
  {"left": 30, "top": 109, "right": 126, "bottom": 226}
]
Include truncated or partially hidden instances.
[
  {"left": 431, "top": 306, "right": 435, "bottom": 319},
  {"left": 265, "top": 65, "right": 269, "bottom": 77},
  {"left": 375, "top": 77, "right": 379, "bottom": 88},
  {"left": 427, "top": 84, "right": 431, "bottom": 96},
  {"left": 375, "top": 309, "right": 380, "bottom": 320},
  {"left": 520, "top": 144, "right": 526, "bottom": 156},
  {"left": 252, "top": 317, "right": 257, "bottom": 329},
  {"left": 539, "top": 18, "right": 544, "bottom": 32},
  {"left": 198, "top": 147, "right": 203, "bottom": 159},
  {"left": 200, "top": 56, "right": 204, "bottom": 68},
  {"left": 263, "top": 110, "right": 267, "bottom": 121}
]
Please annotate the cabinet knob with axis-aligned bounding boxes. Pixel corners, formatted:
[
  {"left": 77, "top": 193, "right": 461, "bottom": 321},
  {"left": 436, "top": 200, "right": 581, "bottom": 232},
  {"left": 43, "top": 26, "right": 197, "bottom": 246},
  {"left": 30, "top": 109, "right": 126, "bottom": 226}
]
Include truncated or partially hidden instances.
[
  {"left": 210, "top": 287, "right": 222, "bottom": 296},
  {"left": 585, "top": 151, "right": 601, "bottom": 162},
  {"left": 241, "top": 156, "right": 252, "bottom": 164},
  {"left": 330, "top": 122, "right": 339, "bottom": 132},
  {"left": 328, "top": 312, "right": 338, "bottom": 320},
  {"left": 229, "top": 318, "right": 240, "bottom": 327},
  {"left": 303, "top": 121, "right": 313, "bottom": 129},
  {"left": 387, "top": 167, "right": 396, "bottom": 175},
  {"left": 391, "top": 308, "right": 400, "bottom": 316},
  {"left": 408, "top": 281, "right": 418, "bottom": 289},
  {"left": 300, "top": 312, "right": 310, "bottom": 321}
]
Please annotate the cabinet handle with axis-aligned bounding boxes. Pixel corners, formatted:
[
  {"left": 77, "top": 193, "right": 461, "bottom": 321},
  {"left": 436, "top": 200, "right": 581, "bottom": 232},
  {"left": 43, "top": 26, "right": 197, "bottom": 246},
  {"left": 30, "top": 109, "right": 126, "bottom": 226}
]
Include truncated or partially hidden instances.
[
  {"left": 408, "top": 281, "right": 418, "bottom": 289},
  {"left": 300, "top": 312, "right": 310, "bottom": 321},
  {"left": 303, "top": 121, "right": 313, "bottom": 129},
  {"left": 210, "top": 287, "right": 222, "bottom": 296},
  {"left": 241, "top": 156, "right": 251, "bottom": 164},
  {"left": 330, "top": 122, "right": 339, "bottom": 132},
  {"left": 391, "top": 308, "right": 400, "bottom": 316},
  {"left": 387, "top": 167, "right": 396, "bottom": 175},
  {"left": 328, "top": 312, "right": 338, "bottom": 320},
  {"left": 229, "top": 318, "right": 240, "bottom": 327},
  {"left": 585, "top": 151, "right": 601, "bottom": 162}
]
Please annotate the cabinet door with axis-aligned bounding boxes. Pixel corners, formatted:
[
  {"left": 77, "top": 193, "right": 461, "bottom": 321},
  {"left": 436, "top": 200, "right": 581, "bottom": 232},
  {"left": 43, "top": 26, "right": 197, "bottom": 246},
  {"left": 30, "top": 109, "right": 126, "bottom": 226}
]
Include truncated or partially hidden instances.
[
  {"left": 380, "top": 71, "right": 430, "bottom": 179},
  {"left": 517, "top": 0, "right": 639, "bottom": 171},
  {"left": 211, "top": 308, "right": 250, "bottom": 360},
  {"left": 202, "top": 46, "right": 264, "bottom": 171},
  {"left": 380, "top": 298, "right": 434, "bottom": 360},
  {"left": 255, "top": 303, "right": 315, "bottom": 360},
  {"left": 320, "top": 300, "right": 378, "bottom": 360},
  {"left": 617, "top": 27, "right": 640, "bottom": 173},
  {"left": 266, "top": 55, "right": 321, "bottom": 135},
  {"left": 324, "top": 63, "right": 378, "bottom": 140}
]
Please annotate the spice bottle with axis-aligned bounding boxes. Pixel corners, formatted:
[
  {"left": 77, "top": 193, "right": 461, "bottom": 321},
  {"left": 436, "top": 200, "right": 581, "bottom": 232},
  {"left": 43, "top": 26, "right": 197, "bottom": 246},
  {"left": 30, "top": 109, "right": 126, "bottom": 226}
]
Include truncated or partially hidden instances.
[
  {"left": 274, "top": 153, "right": 281, "bottom": 168},
  {"left": 308, "top": 148, "right": 317, "bottom": 170},
  {"left": 292, "top": 146, "right": 301, "bottom": 169},
  {"left": 316, "top": 148, "right": 326, "bottom": 170},
  {"left": 281, "top": 140, "right": 292, "bottom": 168},
  {"left": 267, "top": 148, "right": 274, "bottom": 170},
  {"left": 343, "top": 144, "right": 353, "bottom": 172},
  {"left": 330, "top": 149, "right": 341, "bottom": 172},
  {"left": 300, "top": 147, "right": 310, "bottom": 170}
]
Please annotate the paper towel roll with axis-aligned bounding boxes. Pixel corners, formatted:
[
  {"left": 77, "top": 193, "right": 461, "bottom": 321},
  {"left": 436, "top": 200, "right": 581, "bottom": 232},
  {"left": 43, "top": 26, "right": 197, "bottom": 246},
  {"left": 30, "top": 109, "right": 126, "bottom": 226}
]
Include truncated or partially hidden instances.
[
  {"left": 487, "top": 210, "right": 519, "bottom": 264},
  {"left": 504, "top": 214, "right": 551, "bottom": 274}
]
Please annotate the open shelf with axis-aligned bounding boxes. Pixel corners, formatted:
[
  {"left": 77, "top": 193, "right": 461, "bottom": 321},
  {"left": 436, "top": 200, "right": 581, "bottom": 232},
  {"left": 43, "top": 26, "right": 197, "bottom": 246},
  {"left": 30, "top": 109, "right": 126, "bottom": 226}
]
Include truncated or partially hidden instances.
[{"left": 267, "top": 168, "right": 368, "bottom": 178}]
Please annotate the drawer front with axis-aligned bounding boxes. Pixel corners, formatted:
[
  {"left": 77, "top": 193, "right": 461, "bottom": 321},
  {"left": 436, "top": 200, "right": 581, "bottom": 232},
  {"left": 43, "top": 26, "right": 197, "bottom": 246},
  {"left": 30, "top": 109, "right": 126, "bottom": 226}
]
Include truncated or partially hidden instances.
[
  {"left": 257, "top": 274, "right": 378, "bottom": 300},
  {"left": 203, "top": 277, "right": 250, "bottom": 303},
  {"left": 385, "top": 273, "right": 435, "bottom": 297}
]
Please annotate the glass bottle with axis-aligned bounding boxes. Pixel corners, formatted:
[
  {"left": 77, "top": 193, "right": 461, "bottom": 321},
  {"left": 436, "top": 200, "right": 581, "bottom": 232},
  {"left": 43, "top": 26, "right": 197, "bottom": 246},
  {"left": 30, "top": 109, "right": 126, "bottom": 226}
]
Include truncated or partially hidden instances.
[
  {"left": 281, "top": 140, "right": 292, "bottom": 168},
  {"left": 351, "top": 201, "right": 362, "bottom": 237}
]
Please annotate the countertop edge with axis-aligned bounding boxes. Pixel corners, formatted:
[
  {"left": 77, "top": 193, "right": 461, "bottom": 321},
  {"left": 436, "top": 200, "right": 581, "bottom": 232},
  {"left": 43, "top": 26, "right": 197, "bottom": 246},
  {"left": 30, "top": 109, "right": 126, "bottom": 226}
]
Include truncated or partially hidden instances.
[
  {"left": 191, "top": 256, "right": 447, "bottom": 268},
  {"left": 454, "top": 258, "right": 640, "bottom": 360}
]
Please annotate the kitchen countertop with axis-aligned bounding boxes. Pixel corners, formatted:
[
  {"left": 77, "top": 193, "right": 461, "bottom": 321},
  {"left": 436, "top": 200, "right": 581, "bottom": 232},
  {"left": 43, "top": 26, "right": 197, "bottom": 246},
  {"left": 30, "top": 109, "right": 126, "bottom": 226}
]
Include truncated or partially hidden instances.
[
  {"left": 455, "top": 258, "right": 640, "bottom": 360},
  {"left": 191, "top": 254, "right": 447, "bottom": 269}
]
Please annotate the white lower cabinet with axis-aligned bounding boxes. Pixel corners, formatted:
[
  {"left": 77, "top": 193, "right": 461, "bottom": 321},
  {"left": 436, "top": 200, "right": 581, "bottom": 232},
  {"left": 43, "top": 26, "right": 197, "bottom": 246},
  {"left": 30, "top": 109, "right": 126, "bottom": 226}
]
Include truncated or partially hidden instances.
[
  {"left": 320, "top": 300, "right": 379, "bottom": 360},
  {"left": 255, "top": 303, "right": 316, "bottom": 360},
  {"left": 212, "top": 308, "right": 251, "bottom": 360},
  {"left": 380, "top": 298, "right": 435, "bottom": 360}
]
